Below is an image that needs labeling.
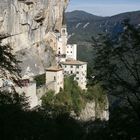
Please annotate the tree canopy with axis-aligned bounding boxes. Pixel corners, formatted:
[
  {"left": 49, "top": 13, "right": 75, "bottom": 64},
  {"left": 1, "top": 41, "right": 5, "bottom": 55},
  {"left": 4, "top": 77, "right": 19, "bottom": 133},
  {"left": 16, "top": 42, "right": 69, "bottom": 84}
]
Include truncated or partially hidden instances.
[{"left": 89, "top": 21, "right": 140, "bottom": 139}]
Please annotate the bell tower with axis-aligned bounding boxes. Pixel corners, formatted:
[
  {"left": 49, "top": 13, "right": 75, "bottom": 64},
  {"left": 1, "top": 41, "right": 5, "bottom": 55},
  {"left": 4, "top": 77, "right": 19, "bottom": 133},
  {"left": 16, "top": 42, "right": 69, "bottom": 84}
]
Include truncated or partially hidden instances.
[
  {"left": 60, "top": 11, "right": 68, "bottom": 58},
  {"left": 61, "top": 10, "right": 68, "bottom": 37}
]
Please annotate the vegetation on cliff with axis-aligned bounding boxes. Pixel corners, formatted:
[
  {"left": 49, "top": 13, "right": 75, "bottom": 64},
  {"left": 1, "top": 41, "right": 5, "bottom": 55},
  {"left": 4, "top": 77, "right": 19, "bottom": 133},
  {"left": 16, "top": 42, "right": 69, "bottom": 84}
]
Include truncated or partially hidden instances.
[
  {"left": 42, "top": 76, "right": 107, "bottom": 116},
  {"left": 34, "top": 74, "right": 46, "bottom": 87},
  {"left": 0, "top": 38, "right": 21, "bottom": 83}
]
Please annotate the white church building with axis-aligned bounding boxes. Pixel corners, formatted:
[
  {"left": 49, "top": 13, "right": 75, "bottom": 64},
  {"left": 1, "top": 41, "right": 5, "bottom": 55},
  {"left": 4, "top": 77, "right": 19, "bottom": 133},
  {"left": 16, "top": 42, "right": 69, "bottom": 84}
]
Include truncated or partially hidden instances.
[
  {"left": 61, "top": 59, "right": 87, "bottom": 90},
  {"left": 45, "top": 21, "right": 87, "bottom": 92},
  {"left": 46, "top": 24, "right": 77, "bottom": 61}
]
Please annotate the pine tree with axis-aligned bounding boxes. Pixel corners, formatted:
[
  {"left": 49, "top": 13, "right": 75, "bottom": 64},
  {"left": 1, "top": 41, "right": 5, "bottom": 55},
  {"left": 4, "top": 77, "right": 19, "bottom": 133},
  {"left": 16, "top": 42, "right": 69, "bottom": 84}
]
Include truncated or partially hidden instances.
[{"left": 0, "top": 37, "right": 21, "bottom": 84}]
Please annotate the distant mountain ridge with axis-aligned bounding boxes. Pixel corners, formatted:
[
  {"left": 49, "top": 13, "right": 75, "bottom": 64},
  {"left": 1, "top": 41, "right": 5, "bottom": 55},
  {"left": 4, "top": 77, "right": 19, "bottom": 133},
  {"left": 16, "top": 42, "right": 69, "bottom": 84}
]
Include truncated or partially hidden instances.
[
  {"left": 66, "top": 10, "right": 105, "bottom": 22},
  {"left": 66, "top": 10, "right": 140, "bottom": 65},
  {"left": 110, "top": 11, "right": 140, "bottom": 24},
  {"left": 66, "top": 10, "right": 140, "bottom": 24}
]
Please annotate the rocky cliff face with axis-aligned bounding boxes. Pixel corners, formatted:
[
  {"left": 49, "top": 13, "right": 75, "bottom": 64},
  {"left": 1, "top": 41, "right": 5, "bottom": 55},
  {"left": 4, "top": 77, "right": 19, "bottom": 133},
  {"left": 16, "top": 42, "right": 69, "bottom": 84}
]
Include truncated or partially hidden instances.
[
  {"left": 0, "top": 0, "right": 69, "bottom": 76},
  {"left": 70, "top": 96, "right": 109, "bottom": 122},
  {"left": 79, "top": 101, "right": 109, "bottom": 122}
]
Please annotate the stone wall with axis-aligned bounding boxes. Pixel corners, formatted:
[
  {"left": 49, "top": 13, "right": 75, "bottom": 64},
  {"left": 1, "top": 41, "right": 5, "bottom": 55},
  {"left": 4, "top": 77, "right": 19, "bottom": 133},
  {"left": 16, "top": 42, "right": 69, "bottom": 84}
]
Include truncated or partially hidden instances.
[
  {"left": 15, "top": 82, "right": 38, "bottom": 109},
  {"left": 36, "top": 85, "right": 47, "bottom": 99}
]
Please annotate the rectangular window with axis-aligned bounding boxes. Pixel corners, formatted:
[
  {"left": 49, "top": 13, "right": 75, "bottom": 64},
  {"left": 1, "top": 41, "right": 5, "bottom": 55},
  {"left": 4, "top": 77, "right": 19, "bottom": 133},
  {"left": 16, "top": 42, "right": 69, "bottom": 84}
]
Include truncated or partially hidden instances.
[
  {"left": 71, "top": 65, "right": 73, "bottom": 68},
  {"left": 76, "top": 71, "right": 79, "bottom": 74},
  {"left": 71, "top": 71, "right": 73, "bottom": 74},
  {"left": 76, "top": 66, "right": 79, "bottom": 68}
]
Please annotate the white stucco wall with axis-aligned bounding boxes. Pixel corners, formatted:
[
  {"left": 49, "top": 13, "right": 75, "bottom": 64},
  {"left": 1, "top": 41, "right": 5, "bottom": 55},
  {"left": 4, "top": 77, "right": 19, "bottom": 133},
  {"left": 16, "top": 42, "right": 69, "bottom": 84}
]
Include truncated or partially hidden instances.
[
  {"left": 61, "top": 63, "right": 87, "bottom": 90},
  {"left": 66, "top": 44, "right": 77, "bottom": 60}
]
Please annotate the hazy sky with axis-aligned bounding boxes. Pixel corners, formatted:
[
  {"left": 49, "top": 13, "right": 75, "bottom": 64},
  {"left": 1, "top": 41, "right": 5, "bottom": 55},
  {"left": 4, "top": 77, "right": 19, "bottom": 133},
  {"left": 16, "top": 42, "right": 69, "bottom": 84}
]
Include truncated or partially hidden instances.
[{"left": 67, "top": 0, "right": 140, "bottom": 16}]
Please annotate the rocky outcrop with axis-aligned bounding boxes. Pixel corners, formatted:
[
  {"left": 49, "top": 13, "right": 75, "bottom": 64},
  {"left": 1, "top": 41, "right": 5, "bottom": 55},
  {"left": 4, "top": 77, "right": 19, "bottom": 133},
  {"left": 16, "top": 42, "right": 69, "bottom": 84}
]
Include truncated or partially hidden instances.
[
  {"left": 79, "top": 102, "right": 96, "bottom": 121},
  {"left": 79, "top": 101, "right": 109, "bottom": 122},
  {"left": 71, "top": 97, "right": 109, "bottom": 122},
  {"left": 16, "top": 41, "right": 56, "bottom": 77},
  {"left": 0, "top": 0, "right": 69, "bottom": 76}
]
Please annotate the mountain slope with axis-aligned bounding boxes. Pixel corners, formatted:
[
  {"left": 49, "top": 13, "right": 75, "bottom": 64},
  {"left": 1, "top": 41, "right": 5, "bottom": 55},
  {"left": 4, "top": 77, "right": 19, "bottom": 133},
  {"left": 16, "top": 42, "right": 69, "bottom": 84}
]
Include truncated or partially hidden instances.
[
  {"left": 66, "top": 10, "right": 105, "bottom": 22},
  {"left": 67, "top": 10, "right": 140, "bottom": 42},
  {"left": 66, "top": 10, "right": 140, "bottom": 64}
]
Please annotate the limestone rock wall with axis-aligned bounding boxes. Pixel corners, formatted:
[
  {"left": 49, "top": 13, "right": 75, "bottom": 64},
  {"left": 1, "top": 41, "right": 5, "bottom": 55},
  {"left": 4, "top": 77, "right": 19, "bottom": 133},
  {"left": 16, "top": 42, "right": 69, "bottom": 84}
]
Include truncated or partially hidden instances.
[
  {"left": 0, "top": 0, "right": 69, "bottom": 76},
  {"left": 71, "top": 97, "right": 109, "bottom": 122},
  {"left": 79, "top": 101, "right": 109, "bottom": 122},
  {"left": 16, "top": 41, "right": 56, "bottom": 76},
  {"left": 0, "top": 0, "right": 69, "bottom": 51}
]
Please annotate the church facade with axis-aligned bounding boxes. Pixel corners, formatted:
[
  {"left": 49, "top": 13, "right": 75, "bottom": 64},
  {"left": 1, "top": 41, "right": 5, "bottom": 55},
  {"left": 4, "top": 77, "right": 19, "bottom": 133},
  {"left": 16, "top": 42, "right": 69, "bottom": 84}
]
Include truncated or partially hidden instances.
[{"left": 46, "top": 23, "right": 87, "bottom": 92}]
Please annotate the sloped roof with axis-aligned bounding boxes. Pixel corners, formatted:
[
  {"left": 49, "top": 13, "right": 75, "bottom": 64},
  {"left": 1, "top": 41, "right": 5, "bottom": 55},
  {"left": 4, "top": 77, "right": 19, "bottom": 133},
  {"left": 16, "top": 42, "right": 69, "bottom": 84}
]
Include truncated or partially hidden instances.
[
  {"left": 46, "top": 66, "right": 63, "bottom": 72},
  {"left": 61, "top": 59, "right": 87, "bottom": 65}
]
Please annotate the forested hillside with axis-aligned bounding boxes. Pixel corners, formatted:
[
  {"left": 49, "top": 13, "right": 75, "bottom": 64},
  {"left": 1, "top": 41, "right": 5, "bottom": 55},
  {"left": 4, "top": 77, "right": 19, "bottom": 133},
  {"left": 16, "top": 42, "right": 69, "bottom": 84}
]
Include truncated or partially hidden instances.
[{"left": 66, "top": 10, "right": 140, "bottom": 64}]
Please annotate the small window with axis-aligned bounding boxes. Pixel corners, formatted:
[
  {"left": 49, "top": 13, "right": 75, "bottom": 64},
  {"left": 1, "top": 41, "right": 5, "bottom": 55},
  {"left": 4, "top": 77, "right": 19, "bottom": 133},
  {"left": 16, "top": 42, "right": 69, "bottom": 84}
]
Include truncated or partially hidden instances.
[
  {"left": 71, "top": 65, "right": 73, "bottom": 68},
  {"left": 71, "top": 51, "right": 72, "bottom": 53},
  {"left": 76, "top": 77, "right": 79, "bottom": 80},
  {"left": 71, "top": 71, "right": 73, "bottom": 74},
  {"left": 76, "top": 66, "right": 79, "bottom": 68},
  {"left": 65, "top": 65, "right": 67, "bottom": 68},
  {"left": 54, "top": 76, "right": 56, "bottom": 81},
  {"left": 76, "top": 71, "right": 79, "bottom": 74}
]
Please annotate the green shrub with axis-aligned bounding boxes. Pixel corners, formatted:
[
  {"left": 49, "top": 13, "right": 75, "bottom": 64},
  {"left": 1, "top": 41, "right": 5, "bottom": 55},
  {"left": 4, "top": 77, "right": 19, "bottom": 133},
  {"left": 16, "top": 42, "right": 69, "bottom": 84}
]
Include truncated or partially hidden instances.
[{"left": 34, "top": 74, "right": 46, "bottom": 87}]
